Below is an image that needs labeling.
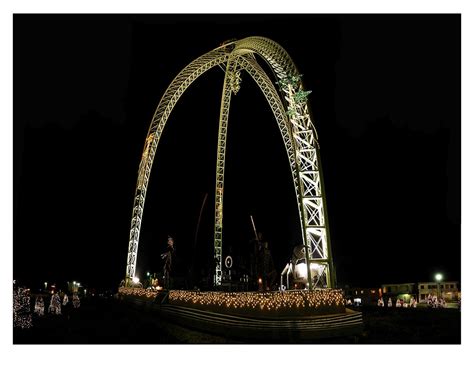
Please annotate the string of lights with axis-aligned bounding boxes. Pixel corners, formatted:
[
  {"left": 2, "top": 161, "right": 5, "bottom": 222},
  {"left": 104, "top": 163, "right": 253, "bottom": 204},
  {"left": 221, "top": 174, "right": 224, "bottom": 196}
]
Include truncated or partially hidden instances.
[
  {"left": 118, "top": 287, "right": 158, "bottom": 299},
  {"left": 118, "top": 287, "right": 345, "bottom": 314},
  {"left": 72, "top": 293, "right": 81, "bottom": 308},
  {"left": 168, "top": 290, "right": 344, "bottom": 312},
  {"left": 13, "top": 287, "right": 33, "bottom": 329}
]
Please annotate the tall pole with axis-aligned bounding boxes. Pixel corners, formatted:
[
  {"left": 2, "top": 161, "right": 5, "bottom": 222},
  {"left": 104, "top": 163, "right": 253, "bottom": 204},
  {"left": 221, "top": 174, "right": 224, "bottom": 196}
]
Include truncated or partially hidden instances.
[
  {"left": 435, "top": 273, "right": 443, "bottom": 300},
  {"left": 193, "top": 193, "right": 208, "bottom": 250},
  {"left": 250, "top": 215, "right": 258, "bottom": 240}
]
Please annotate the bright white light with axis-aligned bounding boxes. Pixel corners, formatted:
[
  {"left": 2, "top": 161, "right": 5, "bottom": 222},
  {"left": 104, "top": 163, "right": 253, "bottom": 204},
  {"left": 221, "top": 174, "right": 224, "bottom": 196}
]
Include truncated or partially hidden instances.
[
  {"left": 435, "top": 273, "right": 443, "bottom": 281},
  {"left": 295, "top": 263, "right": 307, "bottom": 278},
  {"left": 296, "top": 262, "right": 324, "bottom": 279},
  {"left": 132, "top": 276, "right": 140, "bottom": 284},
  {"left": 73, "top": 281, "right": 76, "bottom": 285},
  {"left": 77, "top": 283, "right": 81, "bottom": 287},
  {"left": 310, "top": 263, "right": 324, "bottom": 274}
]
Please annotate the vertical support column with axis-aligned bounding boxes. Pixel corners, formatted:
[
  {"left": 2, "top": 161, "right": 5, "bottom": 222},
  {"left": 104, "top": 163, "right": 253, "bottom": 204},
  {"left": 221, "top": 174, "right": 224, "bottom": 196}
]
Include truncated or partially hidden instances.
[
  {"left": 316, "top": 145, "right": 335, "bottom": 288},
  {"left": 125, "top": 133, "right": 156, "bottom": 285},
  {"left": 281, "top": 75, "right": 334, "bottom": 289},
  {"left": 122, "top": 48, "right": 230, "bottom": 287},
  {"left": 213, "top": 58, "right": 237, "bottom": 287}
]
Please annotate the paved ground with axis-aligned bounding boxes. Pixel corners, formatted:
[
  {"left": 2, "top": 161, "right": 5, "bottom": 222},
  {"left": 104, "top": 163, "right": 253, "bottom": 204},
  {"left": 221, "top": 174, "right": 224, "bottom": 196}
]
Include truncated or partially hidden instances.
[
  {"left": 352, "top": 305, "right": 461, "bottom": 344},
  {"left": 13, "top": 297, "right": 461, "bottom": 344}
]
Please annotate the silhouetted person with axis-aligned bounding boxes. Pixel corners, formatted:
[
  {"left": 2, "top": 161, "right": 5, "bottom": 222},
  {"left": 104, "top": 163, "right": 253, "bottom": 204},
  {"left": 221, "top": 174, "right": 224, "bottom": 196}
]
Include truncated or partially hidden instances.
[{"left": 161, "top": 235, "right": 175, "bottom": 289}]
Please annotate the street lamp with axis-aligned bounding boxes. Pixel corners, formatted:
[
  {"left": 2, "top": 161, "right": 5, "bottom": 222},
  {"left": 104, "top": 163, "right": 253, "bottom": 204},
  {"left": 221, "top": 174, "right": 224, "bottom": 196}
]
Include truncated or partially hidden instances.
[{"left": 435, "top": 273, "right": 443, "bottom": 299}]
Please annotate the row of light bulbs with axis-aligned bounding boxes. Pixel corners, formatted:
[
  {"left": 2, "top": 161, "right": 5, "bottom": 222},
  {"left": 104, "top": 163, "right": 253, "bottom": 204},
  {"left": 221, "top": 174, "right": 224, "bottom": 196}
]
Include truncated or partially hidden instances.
[
  {"left": 118, "top": 287, "right": 345, "bottom": 311},
  {"left": 118, "top": 287, "right": 158, "bottom": 299},
  {"left": 168, "top": 289, "right": 345, "bottom": 311}
]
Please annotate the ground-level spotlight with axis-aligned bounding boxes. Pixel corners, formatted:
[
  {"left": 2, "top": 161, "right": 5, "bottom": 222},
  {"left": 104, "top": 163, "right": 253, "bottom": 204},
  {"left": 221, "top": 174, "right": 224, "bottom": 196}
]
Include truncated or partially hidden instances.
[{"left": 132, "top": 276, "right": 140, "bottom": 284}]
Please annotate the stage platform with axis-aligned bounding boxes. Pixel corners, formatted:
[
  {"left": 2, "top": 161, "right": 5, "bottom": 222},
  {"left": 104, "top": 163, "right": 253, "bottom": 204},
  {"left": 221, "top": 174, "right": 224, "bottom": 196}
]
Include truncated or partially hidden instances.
[{"left": 118, "top": 288, "right": 363, "bottom": 341}]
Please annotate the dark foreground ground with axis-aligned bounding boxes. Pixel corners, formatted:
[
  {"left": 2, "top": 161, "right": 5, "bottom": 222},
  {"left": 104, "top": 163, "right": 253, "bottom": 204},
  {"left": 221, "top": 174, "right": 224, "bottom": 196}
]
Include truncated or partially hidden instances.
[{"left": 14, "top": 297, "right": 461, "bottom": 344}]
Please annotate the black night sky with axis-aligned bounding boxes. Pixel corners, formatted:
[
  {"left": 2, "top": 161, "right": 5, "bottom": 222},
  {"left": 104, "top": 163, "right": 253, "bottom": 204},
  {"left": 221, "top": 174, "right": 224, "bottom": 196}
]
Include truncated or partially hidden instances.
[{"left": 13, "top": 14, "right": 460, "bottom": 290}]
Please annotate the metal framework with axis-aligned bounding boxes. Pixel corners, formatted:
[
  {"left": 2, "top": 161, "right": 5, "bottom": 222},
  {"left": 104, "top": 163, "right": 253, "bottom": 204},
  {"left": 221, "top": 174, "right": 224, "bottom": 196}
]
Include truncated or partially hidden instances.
[{"left": 124, "top": 37, "right": 335, "bottom": 289}]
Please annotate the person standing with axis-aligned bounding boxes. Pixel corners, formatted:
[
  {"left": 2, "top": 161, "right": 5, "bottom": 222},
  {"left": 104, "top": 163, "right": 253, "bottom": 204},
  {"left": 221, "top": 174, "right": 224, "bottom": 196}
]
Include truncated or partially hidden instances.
[{"left": 161, "top": 235, "right": 175, "bottom": 289}]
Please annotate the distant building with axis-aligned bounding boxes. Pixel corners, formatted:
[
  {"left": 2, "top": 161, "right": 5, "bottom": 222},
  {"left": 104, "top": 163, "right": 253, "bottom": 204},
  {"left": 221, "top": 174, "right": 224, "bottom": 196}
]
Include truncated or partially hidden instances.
[
  {"left": 418, "top": 281, "right": 460, "bottom": 301},
  {"left": 381, "top": 283, "right": 416, "bottom": 303},
  {"left": 343, "top": 286, "right": 382, "bottom": 306},
  {"left": 343, "top": 281, "right": 461, "bottom": 306}
]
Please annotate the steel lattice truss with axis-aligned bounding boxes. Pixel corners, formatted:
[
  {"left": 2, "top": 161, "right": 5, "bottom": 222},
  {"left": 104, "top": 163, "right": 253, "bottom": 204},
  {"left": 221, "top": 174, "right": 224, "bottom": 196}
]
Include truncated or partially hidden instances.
[{"left": 125, "top": 37, "right": 335, "bottom": 289}]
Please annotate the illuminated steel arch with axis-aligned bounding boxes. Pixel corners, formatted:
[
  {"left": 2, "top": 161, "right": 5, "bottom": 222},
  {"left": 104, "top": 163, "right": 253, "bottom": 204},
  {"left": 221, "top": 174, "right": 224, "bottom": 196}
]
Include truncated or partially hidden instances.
[{"left": 125, "top": 37, "right": 335, "bottom": 289}]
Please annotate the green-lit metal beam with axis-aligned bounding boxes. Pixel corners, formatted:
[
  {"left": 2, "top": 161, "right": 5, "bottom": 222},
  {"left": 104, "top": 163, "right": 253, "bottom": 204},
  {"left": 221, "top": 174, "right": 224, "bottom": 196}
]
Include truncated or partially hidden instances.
[{"left": 124, "top": 37, "right": 335, "bottom": 290}]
